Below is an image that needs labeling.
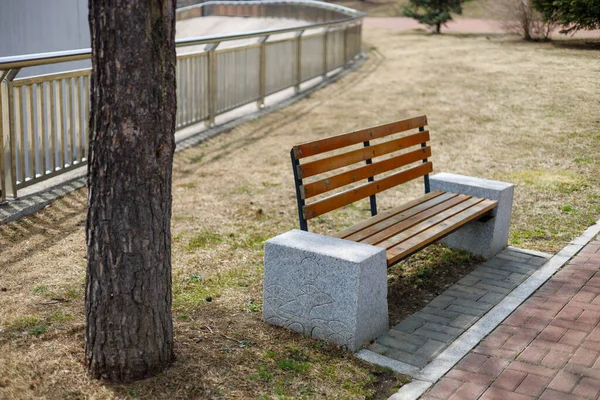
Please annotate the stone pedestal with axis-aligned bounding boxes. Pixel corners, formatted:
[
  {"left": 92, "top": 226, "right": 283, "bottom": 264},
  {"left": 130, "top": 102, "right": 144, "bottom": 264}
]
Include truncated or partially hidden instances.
[
  {"left": 430, "top": 173, "right": 514, "bottom": 259},
  {"left": 263, "top": 229, "right": 388, "bottom": 352}
]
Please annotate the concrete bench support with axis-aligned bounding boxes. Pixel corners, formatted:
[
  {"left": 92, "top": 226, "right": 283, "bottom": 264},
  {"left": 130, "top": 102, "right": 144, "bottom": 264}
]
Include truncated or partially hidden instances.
[
  {"left": 430, "top": 173, "right": 514, "bottom": 259},
  {"left": 263, "top": 229, "right": 388, "bottom": 351}
]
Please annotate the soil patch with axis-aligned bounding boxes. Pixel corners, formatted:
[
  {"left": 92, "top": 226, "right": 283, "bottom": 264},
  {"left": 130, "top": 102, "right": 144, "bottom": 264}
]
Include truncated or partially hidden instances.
[{"left": 387, "top": 244, "right": 483, "bottom": 326}]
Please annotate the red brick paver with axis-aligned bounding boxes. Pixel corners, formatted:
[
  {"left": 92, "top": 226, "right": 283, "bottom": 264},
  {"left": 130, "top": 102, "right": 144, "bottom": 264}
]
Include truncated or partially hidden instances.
[{"left": 423, "top": 236, "right": 600, "bottom": 399}]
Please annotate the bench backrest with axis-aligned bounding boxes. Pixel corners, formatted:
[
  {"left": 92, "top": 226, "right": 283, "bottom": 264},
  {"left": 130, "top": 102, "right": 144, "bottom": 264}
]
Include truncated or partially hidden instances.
[{"left": 290, "top": 115, "right": 432, "bottom": 231}]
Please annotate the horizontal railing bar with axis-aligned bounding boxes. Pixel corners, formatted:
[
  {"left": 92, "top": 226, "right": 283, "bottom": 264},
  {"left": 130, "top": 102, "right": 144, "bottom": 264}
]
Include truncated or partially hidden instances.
[
  {"left": 177, "top": 34, "right": 304, "bottom": 59},
  {"left": 0, "top": 49, "right": 91, "bottom": 70},
  {"left": 15, "top": 159, "right": 86, "bottom": 191},
  {"left": 174, "top": 19, "right": 358, "bottom": 47},
  {"left": 12, "top": 68, "right": 91, "bottom": 87}
]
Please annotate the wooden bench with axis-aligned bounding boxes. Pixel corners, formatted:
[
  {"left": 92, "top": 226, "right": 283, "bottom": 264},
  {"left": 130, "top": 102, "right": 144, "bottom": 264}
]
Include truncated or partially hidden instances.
[{"left": 289, "top": 115, "right": 499, "bottom": 267}]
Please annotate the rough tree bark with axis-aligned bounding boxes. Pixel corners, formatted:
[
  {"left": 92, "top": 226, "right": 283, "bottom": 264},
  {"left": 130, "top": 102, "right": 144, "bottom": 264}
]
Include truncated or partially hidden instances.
[{"left": 86, "top": 0, "right": 177, "bottom": 382}]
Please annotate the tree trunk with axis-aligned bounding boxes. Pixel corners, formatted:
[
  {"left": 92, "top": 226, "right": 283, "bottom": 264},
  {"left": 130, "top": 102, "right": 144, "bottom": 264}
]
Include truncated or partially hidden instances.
[
  {"left": 436, "top": 22, "right": 442, "bottom": 33},
  {"left": 86, "top": 0, "right": 176, "bottom": 382}
]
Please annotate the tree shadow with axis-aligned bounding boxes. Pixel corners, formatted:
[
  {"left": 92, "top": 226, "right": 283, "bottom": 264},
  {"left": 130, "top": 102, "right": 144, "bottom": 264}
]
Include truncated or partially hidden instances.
[
  {"left": 0, "top": 187, "right": 87, "bottom": 266},
  {"left": 93, "top": 300, "right": 360, "bottom": 399},
  {"left": 444, "top": 32, "right": 516, "bottom": 39},
  {"left": 550, "top": 38, "right": 600, "bottom": 51}
]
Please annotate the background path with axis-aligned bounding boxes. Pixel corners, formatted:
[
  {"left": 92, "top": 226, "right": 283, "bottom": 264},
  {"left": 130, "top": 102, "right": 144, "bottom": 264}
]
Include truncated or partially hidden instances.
[{"left": 364, "top": 17, "right": 600, "bottom": 38}]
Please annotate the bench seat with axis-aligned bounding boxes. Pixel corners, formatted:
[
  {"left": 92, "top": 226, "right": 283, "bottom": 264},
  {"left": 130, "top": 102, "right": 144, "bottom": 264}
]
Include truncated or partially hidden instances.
[{"left": 333, "top": 189, "right": 498, "bottom": 266}]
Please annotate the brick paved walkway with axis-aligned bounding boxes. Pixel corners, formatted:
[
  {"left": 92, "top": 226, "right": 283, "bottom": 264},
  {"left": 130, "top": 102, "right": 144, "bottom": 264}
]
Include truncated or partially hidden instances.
[
  {"left": 368, "top": 248, "right": 549, "bottom": 368},
  {"left": 422, "top": 235, "right": 600, "bottom": 400}
]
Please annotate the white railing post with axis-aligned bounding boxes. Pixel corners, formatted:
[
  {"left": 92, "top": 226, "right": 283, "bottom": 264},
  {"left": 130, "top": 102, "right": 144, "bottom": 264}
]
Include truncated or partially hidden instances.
[
  {"left": 206, "top": 42, "right": 219, "bottom": 127},
  {"left": 295, "top": 30, "right": 304, "bottom": 93},
  {"left": 323, "top": 28, "right": 329, "bottom": 78},
  {"left": 0, "top": 70, "right": 6, "bottom": 204},
  {"left": 257, "top": 35, "right": 269, "bottom": 109},
  {"left": 343, "top": 25, "right": 349, "bottom": 64},
  {"left": 359, "top": 23, "right": 364, "bottom": 58},
  {"left": 0, "top": 69, "right": 19, "bottom": 202}
]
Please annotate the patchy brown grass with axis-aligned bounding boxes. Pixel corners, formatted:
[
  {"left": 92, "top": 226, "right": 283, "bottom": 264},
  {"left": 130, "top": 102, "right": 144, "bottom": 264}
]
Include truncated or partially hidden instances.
[{"left": 1, "top": 30, "right": 599, "bottom": 399}]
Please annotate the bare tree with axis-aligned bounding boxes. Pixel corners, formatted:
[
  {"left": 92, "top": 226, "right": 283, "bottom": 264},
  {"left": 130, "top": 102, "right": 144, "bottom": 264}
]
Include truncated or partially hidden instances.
[
  {"left": 491, "top": 0, "right": 556, "bottom": 40},
  {"left": 86, "top": 0, "right": 177, "bottom": 382}
]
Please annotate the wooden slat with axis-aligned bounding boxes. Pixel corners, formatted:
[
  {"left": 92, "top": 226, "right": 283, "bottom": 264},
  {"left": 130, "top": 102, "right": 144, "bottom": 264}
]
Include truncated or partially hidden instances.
[
  {"left": 386, "top": 199, "right": 498, "bottom": 265},
  {"left": 343, "top": 192, "right": 457, "bottom": 241},
  {"left": 375, "top": 197, "right": 486, "bottom": 249},
  {"left": 298, "top": 130, "right": 430, "bottom": 179},
  {"left": 334, "top": 190, "right": 445, "bottom": 239},
  {"left": 302, "top": 146, "right": 432, "bottom": 199},
  {"left": 293, "top": 115, "right": 428, "bottom": 159},
  {"left": 357, "top": 194, "right": 469, "bottom": 244},
  {"left": 303, "top": 162, "right": 433, "bottom": 220}
]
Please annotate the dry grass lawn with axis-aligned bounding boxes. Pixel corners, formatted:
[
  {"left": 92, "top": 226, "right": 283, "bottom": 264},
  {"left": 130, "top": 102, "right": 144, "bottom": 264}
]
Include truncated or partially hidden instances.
[
  {"left": 328, "top": 0, "right": 495, "bottom": 19},
  {"left": 1, "top": 29, "right": 599, "bottom": 399}
]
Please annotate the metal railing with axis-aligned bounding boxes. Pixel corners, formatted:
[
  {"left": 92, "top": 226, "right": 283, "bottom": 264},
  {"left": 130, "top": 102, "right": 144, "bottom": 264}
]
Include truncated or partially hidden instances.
[{"left": 0, "top": 0, "right": 364, "bottom": 203}]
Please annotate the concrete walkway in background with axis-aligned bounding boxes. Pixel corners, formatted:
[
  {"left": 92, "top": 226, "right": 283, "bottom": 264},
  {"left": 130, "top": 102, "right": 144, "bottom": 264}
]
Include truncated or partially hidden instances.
[
  {"left": 364, "top": 17, "right": 600, "bottom": 38},
  {"left": 421, "top": 234, "right": 600, "bottom": 400}
]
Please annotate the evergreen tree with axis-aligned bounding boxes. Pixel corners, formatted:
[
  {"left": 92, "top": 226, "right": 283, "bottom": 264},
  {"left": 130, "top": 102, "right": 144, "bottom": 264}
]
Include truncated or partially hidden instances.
[
  {"left": 402, "top": 0, "right": 469, "bottom": 33},
  {"left": 533, "top": 0, "right": 600, "bottom": 34}
]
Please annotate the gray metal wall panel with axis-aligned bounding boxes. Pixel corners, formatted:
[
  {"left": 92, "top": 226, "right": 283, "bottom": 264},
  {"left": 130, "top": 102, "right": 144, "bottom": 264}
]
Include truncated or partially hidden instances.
[{"left": 0, "top": 0, "right": 91, "bottom": 77}]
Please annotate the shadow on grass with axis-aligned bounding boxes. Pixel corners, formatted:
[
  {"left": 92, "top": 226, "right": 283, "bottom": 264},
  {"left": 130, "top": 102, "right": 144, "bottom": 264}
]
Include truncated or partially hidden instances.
[
  {"left": 86, "top": 300, "right": 407, "bottom": 400},
  {"left": 393, "top": 30, "right": 600, "bottom": 49},
  {"left": 91, "top": 244, "right": 473, "bottom": 398},
  {"left": 392, "top": 29, "right": 516, "bottom": 39},
  {"left": 387, "top": 243, "right": 484, "bottom": 326},
  {"left": 550, "top": 38, "right": 600, "bottom": 51},
  {"left": 0, "top": 189, "right": 86, "bottom": 266}
]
